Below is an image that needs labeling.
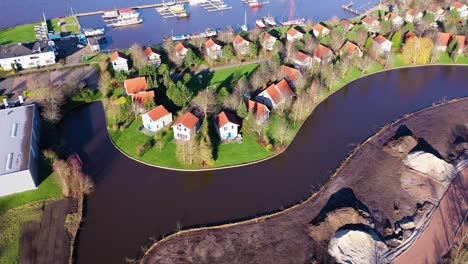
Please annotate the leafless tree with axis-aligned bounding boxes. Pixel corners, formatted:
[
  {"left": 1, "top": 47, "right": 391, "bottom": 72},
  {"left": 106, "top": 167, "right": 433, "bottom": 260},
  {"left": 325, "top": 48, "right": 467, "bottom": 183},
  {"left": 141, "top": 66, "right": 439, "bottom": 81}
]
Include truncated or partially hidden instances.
[
  {"left": 223, "top": 93, "right": 242, "bottom": 111},
  {"left": 99, "top": 71, "right": 113, "bottom": 97},
  {"left": 285, "top": 42, "right": 298, "bottom": 63},
  {"left": 249, "top": 69, "right": 267, "bottom": 91},
  {"left": 304, "top": 37, "right": 319, "bottom": 54},
  {"left": 354, "top": 54, "right": 375, "bottom": 74},
  {"left": 234, "top": 76, "right": 251, "bottom": 96},
  {"left": 249, "top": 28, "right": 262, "bottom": 43},
  {"left": 356, "top": 27, "right": 369, "bottom": 47},
  {"left": 163, "top": 38, "right": 175, "bottom": 55},
  {"left": 276, "top": 97, "right": 292, "bottom": 114},
  {"left": 218, "top": 30, "right": 234, "bottom": 43},
  {"left": 273, "top": 119, "right": 291, "bottom": 146},
  {"left": 130, "top": 43, "right": 147, "bottom": 69},
  {"left": 304, "top": 19, "right": 315, "bottom": 32},
  {"left": 330, "top": 28, "right": 346, "bottom": 53},
  {"left": 176, "top": 139, "right": 198, "bottom": 165},
  {"left": 189, "top": 37, "right": 206, "bottom": 51},
  {"left": 192, "top": 89, "right": 217, "bottom": 117}
]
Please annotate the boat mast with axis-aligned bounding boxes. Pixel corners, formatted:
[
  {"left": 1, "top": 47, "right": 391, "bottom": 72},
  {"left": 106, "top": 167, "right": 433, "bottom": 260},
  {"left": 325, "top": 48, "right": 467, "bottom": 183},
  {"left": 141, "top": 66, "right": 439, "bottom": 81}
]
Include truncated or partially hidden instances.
[
  {"left": 244, "top": 10, "right": 247, "bottom": 25},
  {"left": 288, "top": 0, "right": 294, "bottom": 21}
]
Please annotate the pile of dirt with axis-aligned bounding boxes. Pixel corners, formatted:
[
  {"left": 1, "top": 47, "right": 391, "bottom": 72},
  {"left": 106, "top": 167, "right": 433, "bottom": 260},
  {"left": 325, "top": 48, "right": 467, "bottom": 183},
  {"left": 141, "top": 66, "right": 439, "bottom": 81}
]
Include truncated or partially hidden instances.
[
  {"left": 404, "top": 151, "right": 456, "bottom": 183},
  {"left": 384, "top": 125, "right": 418, "bottom": 156},
  {"left": 328, "top": 224, "right": 387, "bottom": 264}
]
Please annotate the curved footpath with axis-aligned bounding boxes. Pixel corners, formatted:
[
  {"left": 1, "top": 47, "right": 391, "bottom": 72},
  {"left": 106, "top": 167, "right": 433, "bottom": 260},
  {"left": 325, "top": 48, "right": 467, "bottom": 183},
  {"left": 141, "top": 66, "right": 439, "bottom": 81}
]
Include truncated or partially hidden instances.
[
  {"left": 110, "top": 64, "right": 468, "bottom": 172},
  {"left": 141, "top": 98, "right": 468, "bottom": 263}
]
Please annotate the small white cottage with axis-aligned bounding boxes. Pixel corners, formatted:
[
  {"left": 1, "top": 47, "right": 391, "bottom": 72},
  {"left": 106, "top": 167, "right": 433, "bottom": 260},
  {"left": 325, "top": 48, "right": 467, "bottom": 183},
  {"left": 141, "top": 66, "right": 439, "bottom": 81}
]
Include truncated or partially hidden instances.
[
  {"left": 214, "top": 111, "right": 240, "bottom": 140},
  {"left": 141, "top": 105, "right": 172, "bottom": 132},
  {"left": 171, "top": 112, "right": 200, "bottom": 141},
  {"left": 110, "top": 51, "right": 129, "bottom": 72}
]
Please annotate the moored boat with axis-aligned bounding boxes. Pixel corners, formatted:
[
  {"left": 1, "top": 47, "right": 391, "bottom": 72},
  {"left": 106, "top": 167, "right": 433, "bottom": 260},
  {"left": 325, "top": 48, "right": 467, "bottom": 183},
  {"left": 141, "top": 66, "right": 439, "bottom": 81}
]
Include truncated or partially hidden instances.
[
  {"left": 118, "top": 8, "right": 140, "bottom": 19},
  {"left": 249, "top": 0, "right": 262, "bottom": 8},
  {"left": 83, "top": 28, "right": 105, "bottom": 37},
  {"left": 256, "top": 19, "right": 266, "bottom": 28},
  {"left": 263, "top": 16, "right": 277, "bottom": 27},
  {"left": 280, "top": 18, "right": 305, "bottom": 26},
  {"left": 102, "top": 10, "right": 119, "bottom": 20},
  {"left": 176, "top": 12, "right": 190, "bottom": 18},
  {"left": 108, "top": 17, "right": 143, "bottom": 27},
  {"left": 170, "top": 4, "right": 186, "bottom": 13}
]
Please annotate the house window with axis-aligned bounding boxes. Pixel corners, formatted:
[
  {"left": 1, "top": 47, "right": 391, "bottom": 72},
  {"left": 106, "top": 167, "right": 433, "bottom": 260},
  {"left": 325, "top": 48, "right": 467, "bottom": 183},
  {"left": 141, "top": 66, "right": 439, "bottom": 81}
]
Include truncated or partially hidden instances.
[
  {"left": 5, "top": 153, "right": 13, "bottom": 170},
  {"left": 30, "top": 56, "right": 39, "bottom": 59},
  {"left": 224, "top": 127, "right": 228, "bottom": 131},
  {"left": 11, "top": 123, "right": 18, "bottom": 137}
]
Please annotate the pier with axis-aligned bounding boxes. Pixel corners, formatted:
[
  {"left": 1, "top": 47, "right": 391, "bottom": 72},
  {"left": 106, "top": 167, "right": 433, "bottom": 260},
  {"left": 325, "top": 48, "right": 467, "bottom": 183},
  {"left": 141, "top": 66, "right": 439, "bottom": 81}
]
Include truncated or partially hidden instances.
[
  {"left": 75, "top": 0, "right": 189, "bottom": 17},
  {"left": 199, "top": 0, "right": 232, "bottom": 12},
  {"left": 341, "top": 1, "right": 361, "bottom": 15}
]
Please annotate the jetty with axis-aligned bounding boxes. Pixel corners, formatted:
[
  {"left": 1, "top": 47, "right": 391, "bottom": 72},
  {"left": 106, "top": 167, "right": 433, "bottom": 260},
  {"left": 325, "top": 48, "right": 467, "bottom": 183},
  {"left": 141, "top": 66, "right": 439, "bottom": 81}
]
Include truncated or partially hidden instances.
[
  {"left": 341, "top": 1, "right": 361, "bottom": 15},
  {"left": 199, "top": 0, "right": 232, "bottom": 12},
  {"left": 75, "top": 0, "right": 189, "bottom": 17}
]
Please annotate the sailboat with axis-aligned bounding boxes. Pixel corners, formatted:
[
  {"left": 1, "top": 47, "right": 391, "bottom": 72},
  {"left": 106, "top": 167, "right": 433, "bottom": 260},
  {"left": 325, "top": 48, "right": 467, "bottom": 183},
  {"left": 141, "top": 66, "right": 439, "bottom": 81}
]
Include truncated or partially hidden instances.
[
  {"left": 241, "top": 11, "right": 248, "bottom": 31},
  {"left": 280, "top": 0, "right": 305, "bottom": 26}
]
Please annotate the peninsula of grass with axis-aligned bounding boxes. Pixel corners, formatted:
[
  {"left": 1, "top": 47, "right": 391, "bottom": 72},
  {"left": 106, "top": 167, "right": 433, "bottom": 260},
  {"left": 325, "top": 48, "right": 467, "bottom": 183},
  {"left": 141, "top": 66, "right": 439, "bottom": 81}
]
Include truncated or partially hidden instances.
[{"left": 0, "top": 22, "right": 42, "bottom": 45}]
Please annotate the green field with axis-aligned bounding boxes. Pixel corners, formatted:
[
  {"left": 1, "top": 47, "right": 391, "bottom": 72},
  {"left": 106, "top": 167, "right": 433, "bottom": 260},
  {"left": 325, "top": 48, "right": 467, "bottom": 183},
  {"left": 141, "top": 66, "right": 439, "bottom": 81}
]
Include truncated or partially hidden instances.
[
  {"left": 189, "top": 64, "right": 259, "bottom": 92},
  {"left": 0, "top": 22, "right": 41, "bottom": 45}
]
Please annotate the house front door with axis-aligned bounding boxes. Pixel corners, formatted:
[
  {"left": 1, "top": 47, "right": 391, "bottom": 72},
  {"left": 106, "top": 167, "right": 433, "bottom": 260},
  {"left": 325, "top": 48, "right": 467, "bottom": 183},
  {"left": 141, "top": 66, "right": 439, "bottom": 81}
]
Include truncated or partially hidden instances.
[{"left": 227, "top": 132, "right": 231, "bottom": 139}]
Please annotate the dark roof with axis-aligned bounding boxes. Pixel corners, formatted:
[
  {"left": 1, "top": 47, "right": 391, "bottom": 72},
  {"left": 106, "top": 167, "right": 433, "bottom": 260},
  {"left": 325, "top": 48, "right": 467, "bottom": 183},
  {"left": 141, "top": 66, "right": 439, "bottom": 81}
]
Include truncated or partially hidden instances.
[{"left": 0, "top": 41, "right": 49, "bottom": 59}]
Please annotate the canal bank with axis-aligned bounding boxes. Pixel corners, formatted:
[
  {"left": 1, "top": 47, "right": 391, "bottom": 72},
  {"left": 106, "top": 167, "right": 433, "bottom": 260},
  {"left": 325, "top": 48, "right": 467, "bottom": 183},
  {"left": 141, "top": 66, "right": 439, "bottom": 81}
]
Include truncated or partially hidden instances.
[{"left": 61, "top": 65, "right": 468, "bottom": 263}]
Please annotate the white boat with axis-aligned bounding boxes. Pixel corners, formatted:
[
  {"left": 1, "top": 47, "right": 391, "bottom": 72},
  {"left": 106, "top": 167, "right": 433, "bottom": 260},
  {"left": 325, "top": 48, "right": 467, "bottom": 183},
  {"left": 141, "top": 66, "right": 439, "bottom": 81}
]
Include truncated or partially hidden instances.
[
  {"left": 280, "top": 18, "right": 305, "bottom": 26},
  {"left": 256, "top": 19, "right": 266, "bottom": 28},
  {"left": 83, "top": 28, "right": 105, "bottom": 37},
  {"left": 241, "top": 10, "right": 248, "bottom": 31},
  {"left": 176, "top": 12, "right": 190, "bottom": 18},
  {"left": 263, "top": 16, "right": 276, "bottom": 27},
  {"left": 102, "top": 10, "right": 119, "bottom": 20},
  {"left": 108, "top": 17, "right": 143, "bottom": 27},
  {"left": 118, "top": 8, "right": 140, "bottom": 19}
]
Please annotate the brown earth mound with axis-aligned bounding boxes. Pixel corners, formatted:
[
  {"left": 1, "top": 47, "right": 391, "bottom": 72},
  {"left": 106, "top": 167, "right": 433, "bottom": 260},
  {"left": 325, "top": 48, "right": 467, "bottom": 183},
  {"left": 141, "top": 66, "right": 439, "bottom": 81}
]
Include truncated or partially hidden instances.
[{"left": 141, "top": 99, "right": 468, "bottom": 264}]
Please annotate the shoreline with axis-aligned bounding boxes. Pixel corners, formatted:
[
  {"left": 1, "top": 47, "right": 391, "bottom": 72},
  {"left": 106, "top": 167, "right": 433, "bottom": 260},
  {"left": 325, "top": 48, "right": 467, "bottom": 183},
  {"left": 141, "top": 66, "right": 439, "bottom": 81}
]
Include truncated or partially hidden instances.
[
  {"left": 107, "top": 64, "right": 468, "bottom": 172},
  {"left": 140, "top": 97, "right": 468, "bottom": 263}
]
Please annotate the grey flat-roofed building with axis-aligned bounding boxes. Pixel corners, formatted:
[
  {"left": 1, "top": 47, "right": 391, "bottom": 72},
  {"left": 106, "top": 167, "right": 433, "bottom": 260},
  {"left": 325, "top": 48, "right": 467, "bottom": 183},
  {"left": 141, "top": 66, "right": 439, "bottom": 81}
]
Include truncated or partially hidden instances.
[{"left": 0, "top": 104, "right": 40, "bottom": 196}]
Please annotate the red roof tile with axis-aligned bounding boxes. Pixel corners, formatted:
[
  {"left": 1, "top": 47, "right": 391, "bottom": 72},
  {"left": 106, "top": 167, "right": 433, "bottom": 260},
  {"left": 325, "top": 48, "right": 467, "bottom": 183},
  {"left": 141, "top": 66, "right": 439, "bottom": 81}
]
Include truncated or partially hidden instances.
[
  {"left": 340, "top": 19, "right": 353, "bottom": 28},
  {"left": 385, "top": 12, "right": 399, "bottom": 19},
  {"left": 373, "top": 35, "right": 389, "bottom": 45},
  {"left": 110, "top": 51, "right": 127, "bottom": 62},
  {"left": 144, "top": 47, "right": 159, "bottom": 57},
  {"left": 124, "top": 77, "right": 147, "bottom": 94},
  {"left": 437, "top": 32, "right": 451, "bottom": 47},
  {"left": 246, "top": 100, "right": 270, "bottom": 119},
  {"left": 215, "top": 111, "right": 240, "bottom": 128},
  {"left": 313, "top": 23, "right": 326, "bottom": 32},
  {"left": 287, "top": 27, "right": 302, "bottom": 37},
  {"left": 314, "top": 44, "right": 333, "bottom": 59},
  {"left": 280, "top": 65, "right": 302, "bottom": 83},
  {"left": 295, "top": 51, "right": 311, "bottom": 62},
  {"left": 362, "top": 16, "right": 376, "bottom": 24},
  {"left": 233, "top": 35, "right": 248, "bottom": 44},
  {"left": 263, "top": 83, "right": 283, "bottom": 105},
  {"left": 407, "top": 9, "right": 420, "bottom": 16},
  {"left": 340, "top": 41, "right": 359, "bottom": 55},
  {"left": 263, "top": 31, "right": 277, "bottom": 40},
  {"left": 172, "top": 112, "right": 199, "bottom": 129},
  {"left": 146, "top": 105, "right": 170, "bottom": 121},
  {"left": 132, "top": 91, "right": 155, "bottom": 107},
  {"left": 205, "top": 38, "right": 221, "bottom": 49},
  {"left": 452, "top": 2, "right": 466, "bottom": 9},
  {"left": 276, "top": 79, "right": 294, "bottom": 97},
  {"left": 174, "top": 43, "right": 188, "bottom": 52},
  {"left": 119, "top": 8, "right": 135, "bottom": 13},
  {"left": 405, "top": 31, "right": 417, "bottom": 40}
]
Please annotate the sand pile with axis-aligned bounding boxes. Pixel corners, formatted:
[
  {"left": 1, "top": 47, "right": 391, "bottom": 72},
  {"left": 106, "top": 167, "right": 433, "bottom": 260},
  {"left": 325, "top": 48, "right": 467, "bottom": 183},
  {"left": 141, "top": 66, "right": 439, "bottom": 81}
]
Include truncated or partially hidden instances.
[
  {"left": 404, "top": 151, "right": 456, "bottom": 182},
  {"left": 328, "top": 226, "right": 387, "bottom": 264}
]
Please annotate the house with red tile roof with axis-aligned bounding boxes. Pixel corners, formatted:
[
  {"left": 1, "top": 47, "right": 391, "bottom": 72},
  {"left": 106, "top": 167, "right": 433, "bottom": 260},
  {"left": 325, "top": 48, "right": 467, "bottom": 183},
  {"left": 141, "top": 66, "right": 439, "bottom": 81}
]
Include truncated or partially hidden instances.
[
  {"left": 205, "top": 38, "right": 223, "bottom": 60},
  {"left": 340, "top": 19, "right": 354, "bottom": 31},
  {"left": 246, "top": 100, "right": 270, "bottom": 121},
  {"left": 110, "top": 51, "right": 129, "bottom": 72},
  {"left": 132, "top": 91, "right": 155, "bottom": 113},
  {"left": 451, "top": 2, "right": 468, "bottom": 18},
  {"left": 174, "top": 43, "right": 189, "bottom": 59},
  {"left": 435, "top": 32, "right": 452, "bottom": 51},
  {"left": 214, "top": 111, "right": 240, "bottom": 140},
  {"left": 313, "top": 44, "right": 334, "bottom": 64},
  {"left": 384, "top": 12, "right": 404, "bottom": 27},
  {"left": 293, "top": 51, "right": 313, "bottom": 69},
  {"left": 142, "top": 105, "right": 172, "bottom": 132},
  {"left": 405, "top": 9, "right": 423, "bottom": 23},
  {"left": 339, "top": 41, "right": 363, "bottom": 58},
  {"left": 427, "top": 4, "right": 445, "bottom": 21},
  {"left": 255, "top": 79, "right": 295, "bottom": 109},
  {"left": 287, "top": 27, "right": 304, "bottom": 42},
  {"left": 171, "top": 112, "right": 200, "bottom": 140},
  {"left": 233, "top": 35, "right": 251, "bottom": 56},
  {"left": 312, "top": 23, "right": 330, "bottom": 37},
  {"left": 451, "top": 35, "right": 466, "bottom": 54},
  {"left": 262, "top": 31, "right": 278, "bottom": 51},
  {"left": 144, "top": 47, "right": 161, "bottom": 66},
  {"left": 280, "top": 65, "right": 302, "bottom": 83},
  {"left": 361, "top": 16, "right": 380, "bottom": 33},
  {"left": 124, "top": 77, "right": 147, "bottom": 95},
  {"left": 372, "top": 35, "right": 392, "bottom": 54}
]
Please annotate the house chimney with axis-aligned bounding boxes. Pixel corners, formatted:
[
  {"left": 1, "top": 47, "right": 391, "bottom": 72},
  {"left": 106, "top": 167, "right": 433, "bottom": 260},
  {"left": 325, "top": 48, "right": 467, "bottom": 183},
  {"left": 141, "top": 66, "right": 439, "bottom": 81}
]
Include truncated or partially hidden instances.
[
  {"left": 3, "top": 99, "right": 8, "bottom": 107},
  {"left": 18, "top": 96, "right": 24, "bottom": 104}
]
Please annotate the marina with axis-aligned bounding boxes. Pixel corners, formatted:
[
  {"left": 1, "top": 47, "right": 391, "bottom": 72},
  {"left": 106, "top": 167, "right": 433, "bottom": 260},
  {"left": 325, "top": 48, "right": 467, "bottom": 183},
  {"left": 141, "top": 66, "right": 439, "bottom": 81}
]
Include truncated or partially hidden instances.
[
  {"left": 74, "top": 0, "right": 190, "bottom": 17},
  {"left": 155, "top": 2, "right": 190, "bottom": 19}
]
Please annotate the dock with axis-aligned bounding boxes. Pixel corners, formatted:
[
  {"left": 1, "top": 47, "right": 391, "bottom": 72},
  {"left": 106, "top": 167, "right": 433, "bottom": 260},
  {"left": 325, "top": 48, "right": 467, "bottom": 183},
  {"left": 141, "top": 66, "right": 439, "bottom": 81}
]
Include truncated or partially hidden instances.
[
  {"left": 199, "top": 0, "right": 232, "bottom": 12},
  {"left": 75, "top": 0, "right": 189, "bottom": 17},
  {"left": 341, "top": 2, "right": 361, "bottom": 15}
]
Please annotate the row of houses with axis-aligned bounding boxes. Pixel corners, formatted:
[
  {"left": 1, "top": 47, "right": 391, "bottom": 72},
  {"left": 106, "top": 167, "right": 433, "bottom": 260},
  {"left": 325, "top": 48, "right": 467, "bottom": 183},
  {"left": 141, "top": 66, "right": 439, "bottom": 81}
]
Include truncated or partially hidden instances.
[{"left": 110, "top": 46, "right": 161, "bottom": 72}]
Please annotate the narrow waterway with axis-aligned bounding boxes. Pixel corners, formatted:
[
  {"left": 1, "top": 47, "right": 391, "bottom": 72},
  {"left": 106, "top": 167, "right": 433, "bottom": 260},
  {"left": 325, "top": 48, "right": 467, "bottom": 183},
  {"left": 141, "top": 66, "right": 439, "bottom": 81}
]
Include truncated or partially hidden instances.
[{"left": 60, "top": 66, "right": 468, "bottom": 263}]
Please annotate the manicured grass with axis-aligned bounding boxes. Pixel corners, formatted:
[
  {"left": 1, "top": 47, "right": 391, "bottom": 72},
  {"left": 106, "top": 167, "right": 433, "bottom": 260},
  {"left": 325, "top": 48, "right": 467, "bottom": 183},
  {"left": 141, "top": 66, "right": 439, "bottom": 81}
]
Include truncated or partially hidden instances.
[
  {"left": 0, "top": 162, "right": 62, "bottom": 213},
  {"left": 331, "top": 66, "right": 362, "bottom": 92},
  {"left": 110, "top": 119, "right": 271, "bottom": 169},
  {"left": 391, "top": 53, "right": 408, "bottom": 68},
  {"left": 0, "top": 22, "right": 41, "bottom": 45},
  {"left": 190, "top": 64, "right": 259, "bottom": 92},
  {"left": 0, "top": 204, "right": 42, "bottom": 264},
  {"left": 437, "top": 53, "right": 468, "bottom": 64},
  {"left": 82, "top": 53, "right": 109, "bottom": 63}
]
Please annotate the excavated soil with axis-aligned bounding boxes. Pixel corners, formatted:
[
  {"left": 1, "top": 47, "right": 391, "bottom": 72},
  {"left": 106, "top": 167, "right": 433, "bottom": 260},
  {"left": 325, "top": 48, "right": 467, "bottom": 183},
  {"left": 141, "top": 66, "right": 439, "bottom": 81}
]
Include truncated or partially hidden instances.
[{"left": 142, "top": 99, "right": 468, "bottom": 264}]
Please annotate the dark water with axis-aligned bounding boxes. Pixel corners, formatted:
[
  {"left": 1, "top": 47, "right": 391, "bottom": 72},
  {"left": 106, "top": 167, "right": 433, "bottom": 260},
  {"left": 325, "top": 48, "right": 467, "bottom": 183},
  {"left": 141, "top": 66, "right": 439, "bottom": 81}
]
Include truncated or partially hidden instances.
[
  {"left": 59, "top": 66, "right": 468, "bottom": 264},
  {"left": 0, "top": 0, "right": 379, "bottom": 49}
]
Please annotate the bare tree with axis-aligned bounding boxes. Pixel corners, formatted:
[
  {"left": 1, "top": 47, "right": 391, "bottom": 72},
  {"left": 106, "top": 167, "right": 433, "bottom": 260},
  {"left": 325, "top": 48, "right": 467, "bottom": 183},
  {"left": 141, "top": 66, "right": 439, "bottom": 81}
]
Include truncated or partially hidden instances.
[
  {"left": 330, "top": 27, "right": 346, "bottom": 52},
  {"left": 304, "top": 19, "right": 315, "bottom": 32},
  {"left": 354, "top": 54, "right": 375, "bottom": 74},
  {"left": 304, "top": 37, "right": 319, "bottom": 54},
  {"left": 223, "top": 93, "right": 242, "bottom": 111},
  {"left": 249, "top": 70, "right": 267, "bottom": 91},
  {"left": 217, "top": 30, "right": 234, "bottom": 43},
  {"left": 273, "top": 119, "right": 291, "bottom": 146},
  {"left": 356, "top": 27, "right": 369, "bottom": 47},
  {"left": 99, "top": 71, "right": 113, "bottom": 97},
  {"left": 130, "top": 43, "right": 147, "bottom": 69},
  {"left": 192, "top": 89, "right": 217, "bottom": 117},
  {"left": 249, "top": 28, "right": 262, "bottom": 43},
  {"left": 176, "top": 139, "right": 198, "bottom": 165},
  {"left": 189, "top": 37, "right": 206, "bottom": 51},
  {"left": 285, "top": 42, "right": 298, "bottom": 63}
]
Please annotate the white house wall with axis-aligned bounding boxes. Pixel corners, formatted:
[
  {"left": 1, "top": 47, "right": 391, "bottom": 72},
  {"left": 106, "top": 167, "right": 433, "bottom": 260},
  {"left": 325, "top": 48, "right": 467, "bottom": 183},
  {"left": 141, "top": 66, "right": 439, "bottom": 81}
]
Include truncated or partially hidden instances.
[
  {"left": 0, "top": 51, "right": 55, "bottom": 71},
  {"left": 143, "top": 113, "right": 173, "bottom": 132},
  {"left": 0, "top": 170, "right": 37, "bottom": 197}
]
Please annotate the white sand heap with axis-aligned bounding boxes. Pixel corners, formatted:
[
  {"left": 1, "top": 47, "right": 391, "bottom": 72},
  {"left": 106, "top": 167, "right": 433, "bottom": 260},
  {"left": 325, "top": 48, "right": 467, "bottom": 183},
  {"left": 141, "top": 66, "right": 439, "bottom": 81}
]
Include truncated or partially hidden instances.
[
  {"left": 328, "top": 228, "right": 387, "bottom": 264},
  {"left": 404, "top": 151, "right": 456, "bottom": 182}
]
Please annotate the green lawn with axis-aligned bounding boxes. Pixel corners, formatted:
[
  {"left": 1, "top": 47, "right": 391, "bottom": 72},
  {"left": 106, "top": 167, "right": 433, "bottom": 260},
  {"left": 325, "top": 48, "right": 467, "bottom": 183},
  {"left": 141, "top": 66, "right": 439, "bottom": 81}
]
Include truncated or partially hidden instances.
[
  {"left": 0, "top": 22, "right": 41, "bottom": 45},
  {"left": 189, "top": 64, "right": 259, "bottom": 92},
  {"left": 110, "top": 119, "right": 271, "bottom": 169},
  {"left": 437, "top": 53, "right": 468, "bottom": 64},
  {"left": 0, "top": 204, "right": 42, "bottom": 264}
]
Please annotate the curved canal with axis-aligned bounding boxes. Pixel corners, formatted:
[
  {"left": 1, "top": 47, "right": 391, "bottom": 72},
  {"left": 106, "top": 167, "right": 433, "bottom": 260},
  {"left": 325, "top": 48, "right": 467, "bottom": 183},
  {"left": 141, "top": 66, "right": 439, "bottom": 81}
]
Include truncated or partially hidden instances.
[{"left": 60, "top": 66, "right": 468, "bottom": 263}]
